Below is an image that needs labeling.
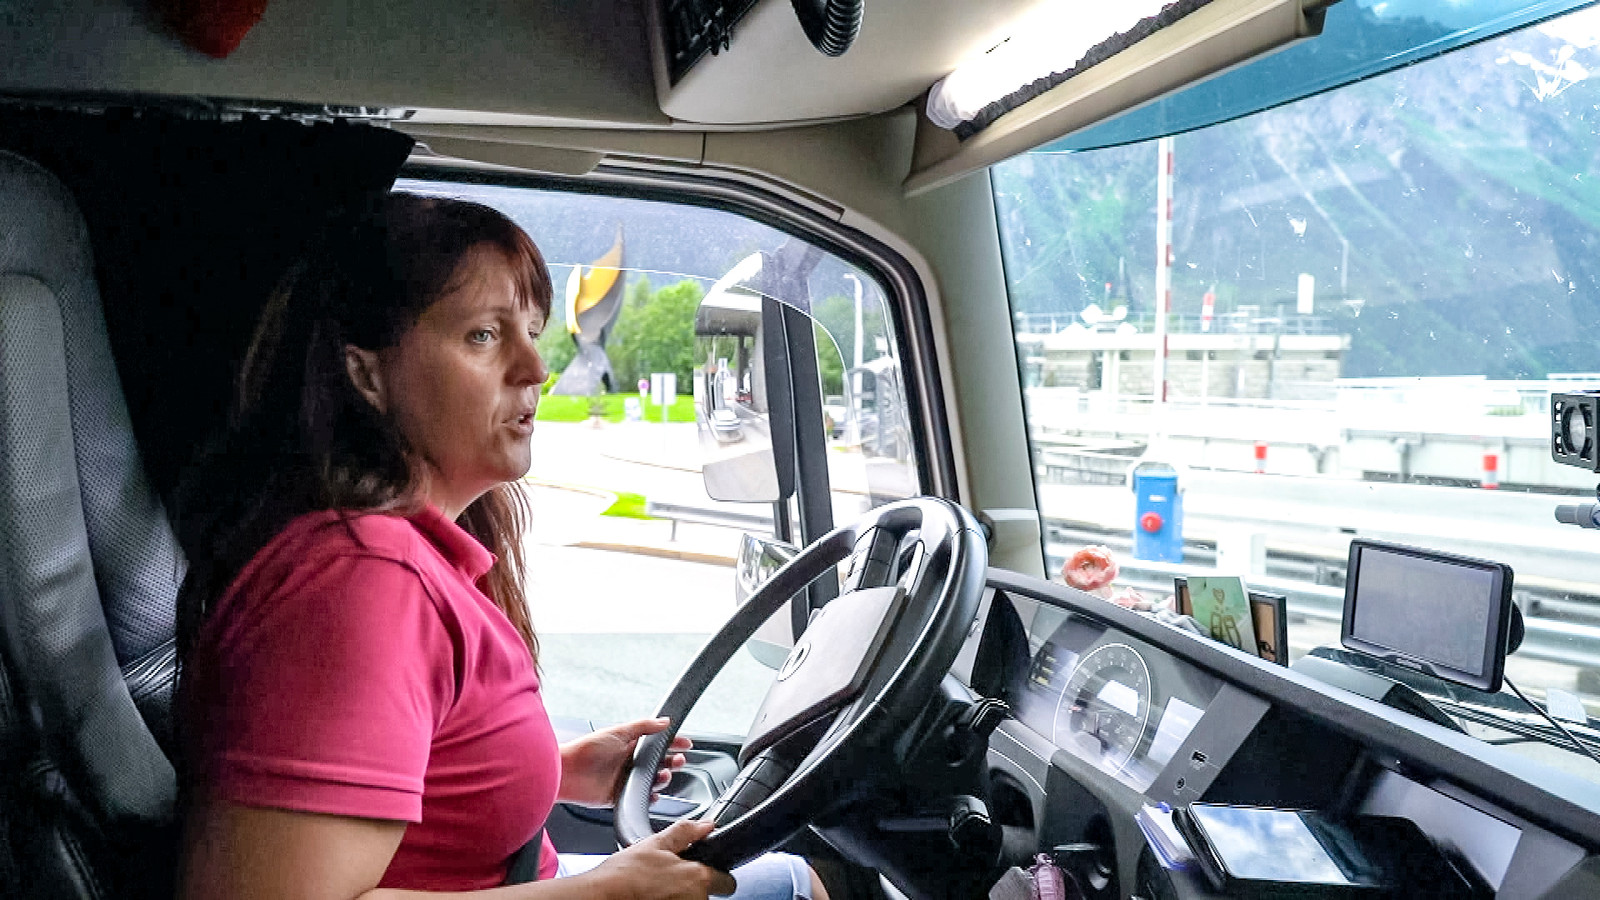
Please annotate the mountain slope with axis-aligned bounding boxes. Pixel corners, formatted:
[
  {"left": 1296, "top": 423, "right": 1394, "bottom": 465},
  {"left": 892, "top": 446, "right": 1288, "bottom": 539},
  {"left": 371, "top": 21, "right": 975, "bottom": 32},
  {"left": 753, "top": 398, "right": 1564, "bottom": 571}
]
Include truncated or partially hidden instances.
[{"left": 994, "top": 11, "right": 1600, "bottom": 378}]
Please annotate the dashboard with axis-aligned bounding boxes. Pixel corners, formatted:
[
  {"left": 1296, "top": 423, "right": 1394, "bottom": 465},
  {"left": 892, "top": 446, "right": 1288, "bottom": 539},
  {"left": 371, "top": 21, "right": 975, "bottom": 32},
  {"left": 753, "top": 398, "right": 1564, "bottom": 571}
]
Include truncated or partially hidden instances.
[{"left": 958, "top": 571, "right": 1600, "bottom": 899}]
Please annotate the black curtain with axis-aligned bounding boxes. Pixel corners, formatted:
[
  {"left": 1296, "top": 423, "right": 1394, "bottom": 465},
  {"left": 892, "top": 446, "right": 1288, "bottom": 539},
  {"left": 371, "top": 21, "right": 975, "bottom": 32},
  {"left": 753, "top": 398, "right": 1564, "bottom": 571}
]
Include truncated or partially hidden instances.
[{"left": 0, "top": 110, "right": 414, "bottom": 504}]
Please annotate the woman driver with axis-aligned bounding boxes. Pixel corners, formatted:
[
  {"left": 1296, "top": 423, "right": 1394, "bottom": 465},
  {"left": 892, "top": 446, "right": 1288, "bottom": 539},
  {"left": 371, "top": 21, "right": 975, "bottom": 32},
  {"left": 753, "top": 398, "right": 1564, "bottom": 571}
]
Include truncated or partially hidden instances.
[{"left": 173, "top": 193, "right": 826, "bottom": 899}]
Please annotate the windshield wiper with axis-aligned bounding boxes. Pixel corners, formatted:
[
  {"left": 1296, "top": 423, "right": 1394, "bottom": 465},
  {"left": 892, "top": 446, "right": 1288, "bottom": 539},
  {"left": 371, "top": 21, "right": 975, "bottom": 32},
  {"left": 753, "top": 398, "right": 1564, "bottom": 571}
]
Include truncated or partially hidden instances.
[{"left": 1431, "top": 696, "right": 1600, "bottom": 758}]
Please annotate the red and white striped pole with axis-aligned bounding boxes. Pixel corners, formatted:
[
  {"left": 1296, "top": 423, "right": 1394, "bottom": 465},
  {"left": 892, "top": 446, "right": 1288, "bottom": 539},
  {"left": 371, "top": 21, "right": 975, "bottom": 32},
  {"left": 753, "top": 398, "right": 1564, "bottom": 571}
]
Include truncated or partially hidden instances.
[
  {"left": 1201, "top": 286, "right": 1215, "bottom": 333},
  {"left": 1254, "top": 442, "right": 1268, "bottom": 474},
  {"left": 1482, "top": 452, "right": 1500, "bottom": 490},
  {"left": 1152, "top": 137, "right": 1174, "bottom": 409}
]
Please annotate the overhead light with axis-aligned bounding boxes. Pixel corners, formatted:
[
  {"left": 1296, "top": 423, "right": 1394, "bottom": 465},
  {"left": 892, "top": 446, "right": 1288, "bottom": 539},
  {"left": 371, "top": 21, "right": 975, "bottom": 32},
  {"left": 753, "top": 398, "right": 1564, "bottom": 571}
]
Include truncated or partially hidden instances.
[{"left": 927, "top": 1, "right": 1172, "bottom": 131}]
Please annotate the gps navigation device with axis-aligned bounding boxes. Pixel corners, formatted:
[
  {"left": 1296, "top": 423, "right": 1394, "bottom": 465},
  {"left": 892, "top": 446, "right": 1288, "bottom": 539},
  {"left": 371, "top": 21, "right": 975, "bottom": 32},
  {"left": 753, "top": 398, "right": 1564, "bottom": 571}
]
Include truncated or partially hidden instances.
[{"left": 1341, "top": 540, "right": 1514, "bottom": 693}]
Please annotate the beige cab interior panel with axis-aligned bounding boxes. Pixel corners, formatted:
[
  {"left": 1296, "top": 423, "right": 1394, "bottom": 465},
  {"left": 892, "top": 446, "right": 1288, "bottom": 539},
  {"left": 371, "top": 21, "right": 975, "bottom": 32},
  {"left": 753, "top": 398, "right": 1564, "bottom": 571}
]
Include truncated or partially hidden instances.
[
  {"left": 699, "top": 112, "right": 917, "bottom": 225},
  {"left": 410, "top": 138, "right": 605, "bottom": 178},
  {"left": 401, "top": 124, "right": 707, "bottom": 167},
  {"left": 0, "top": 0, "right": 666, "bottom": 126}
]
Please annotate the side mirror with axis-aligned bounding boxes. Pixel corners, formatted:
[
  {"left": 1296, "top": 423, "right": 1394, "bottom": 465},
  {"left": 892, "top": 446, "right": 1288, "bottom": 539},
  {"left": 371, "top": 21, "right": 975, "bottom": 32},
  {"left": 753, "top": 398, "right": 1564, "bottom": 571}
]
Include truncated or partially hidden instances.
[
  {"left": 734, "top": 533, "right": 800, "bottom": 669},
  {"left": 692, "top": 260, "right": 795, "bottom": 503}
]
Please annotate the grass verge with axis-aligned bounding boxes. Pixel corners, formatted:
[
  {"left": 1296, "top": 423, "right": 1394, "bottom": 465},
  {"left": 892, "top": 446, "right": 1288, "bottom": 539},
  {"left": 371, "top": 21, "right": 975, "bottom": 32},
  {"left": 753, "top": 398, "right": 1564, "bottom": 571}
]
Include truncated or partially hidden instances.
[
  {"left": 600, "top": 491, "right": 656, "bottom": 519},
  {"left": 536, "top": 393, "right": 696, "bottom": 424}
]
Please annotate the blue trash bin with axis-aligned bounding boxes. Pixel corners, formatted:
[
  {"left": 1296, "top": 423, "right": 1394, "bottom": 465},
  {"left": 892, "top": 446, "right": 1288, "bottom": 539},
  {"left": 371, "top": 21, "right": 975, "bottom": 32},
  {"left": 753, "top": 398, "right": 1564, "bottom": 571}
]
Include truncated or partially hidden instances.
[{"left": 1132, "top": 464, "right": 1183, "bottom": 562}]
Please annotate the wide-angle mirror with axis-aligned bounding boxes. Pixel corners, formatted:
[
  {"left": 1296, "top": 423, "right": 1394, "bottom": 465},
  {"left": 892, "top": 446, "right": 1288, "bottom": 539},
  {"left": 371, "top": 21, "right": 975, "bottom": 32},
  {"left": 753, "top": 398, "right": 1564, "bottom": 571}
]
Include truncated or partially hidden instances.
[
  {"left": 733, "top": 533, "right": 801, "bottom": 669},
  {"left": 693, "top": 253, "right": 793, "bottom": 503}
]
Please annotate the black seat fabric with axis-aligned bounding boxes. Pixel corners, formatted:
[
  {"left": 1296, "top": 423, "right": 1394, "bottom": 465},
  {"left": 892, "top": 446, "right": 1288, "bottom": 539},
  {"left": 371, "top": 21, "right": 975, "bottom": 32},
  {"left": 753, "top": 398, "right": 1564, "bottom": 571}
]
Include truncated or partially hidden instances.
[{"left": 0, "top": 150, "right": 181, "bottom": 899}]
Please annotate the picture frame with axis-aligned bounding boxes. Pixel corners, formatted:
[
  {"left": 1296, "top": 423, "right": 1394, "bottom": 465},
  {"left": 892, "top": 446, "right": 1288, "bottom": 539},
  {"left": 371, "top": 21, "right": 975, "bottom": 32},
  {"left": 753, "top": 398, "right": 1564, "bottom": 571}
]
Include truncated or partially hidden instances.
[{"left": 1174, "top": 577, "right": 1290, "bottom": 666}]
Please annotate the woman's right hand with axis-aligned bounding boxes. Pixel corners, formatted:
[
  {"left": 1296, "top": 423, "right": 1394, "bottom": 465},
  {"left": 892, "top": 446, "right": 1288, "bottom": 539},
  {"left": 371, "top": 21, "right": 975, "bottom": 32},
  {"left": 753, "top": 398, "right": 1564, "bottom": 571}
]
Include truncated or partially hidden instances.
[{"left": 586, "top": 819, "right": 738, "bottom": 899}]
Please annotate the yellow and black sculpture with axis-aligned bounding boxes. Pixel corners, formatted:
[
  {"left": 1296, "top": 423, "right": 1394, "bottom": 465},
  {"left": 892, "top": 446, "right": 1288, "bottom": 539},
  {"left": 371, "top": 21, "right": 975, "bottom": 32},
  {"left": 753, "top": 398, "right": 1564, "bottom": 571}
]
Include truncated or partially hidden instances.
[{"left": 551, "top": 227, "right": 625, "bottom": 395}]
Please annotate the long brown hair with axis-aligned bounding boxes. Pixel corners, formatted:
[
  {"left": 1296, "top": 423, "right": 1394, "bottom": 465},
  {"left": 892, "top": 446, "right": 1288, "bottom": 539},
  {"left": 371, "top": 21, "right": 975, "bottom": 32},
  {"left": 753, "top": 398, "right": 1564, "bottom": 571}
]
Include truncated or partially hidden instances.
[{"left": 174, "top": 192, "right": 551, "bottom": 668}]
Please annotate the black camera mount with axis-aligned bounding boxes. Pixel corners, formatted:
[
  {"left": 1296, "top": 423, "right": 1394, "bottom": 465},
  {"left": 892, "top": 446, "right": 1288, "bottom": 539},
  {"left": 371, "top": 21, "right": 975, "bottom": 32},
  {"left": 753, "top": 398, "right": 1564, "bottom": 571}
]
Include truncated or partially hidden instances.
[
  {"left": 1556, "top": 488, "right": 1600, "bottom": 530},
  {"left": 1551, "top": 392, "right": 1600, "bottom": 527},
  {"left": 1552, "top": 391, "right": 1600, "bottom": 471}
]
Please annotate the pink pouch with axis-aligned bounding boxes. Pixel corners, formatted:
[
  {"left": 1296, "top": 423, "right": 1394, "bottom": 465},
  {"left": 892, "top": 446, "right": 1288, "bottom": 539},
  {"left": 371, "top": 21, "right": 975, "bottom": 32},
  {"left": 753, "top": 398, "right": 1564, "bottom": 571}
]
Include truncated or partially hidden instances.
[{"left": 1030, "top": 853, "right": 1067, "bottom": 900}]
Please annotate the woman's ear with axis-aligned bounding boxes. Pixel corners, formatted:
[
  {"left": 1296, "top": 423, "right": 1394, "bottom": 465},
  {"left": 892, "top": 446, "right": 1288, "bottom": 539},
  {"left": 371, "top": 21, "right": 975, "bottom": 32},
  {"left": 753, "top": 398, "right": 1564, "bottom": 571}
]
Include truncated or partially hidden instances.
[{"left": 343, "top": 345, "right": 387, "bottom": 413}]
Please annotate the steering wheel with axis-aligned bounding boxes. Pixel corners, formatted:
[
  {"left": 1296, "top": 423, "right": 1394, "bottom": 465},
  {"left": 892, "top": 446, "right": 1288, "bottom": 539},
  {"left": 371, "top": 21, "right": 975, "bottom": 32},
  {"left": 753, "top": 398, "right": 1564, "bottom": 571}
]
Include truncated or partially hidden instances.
[{"left": 614, "top": 497, "right": 988, "bottom": 872}]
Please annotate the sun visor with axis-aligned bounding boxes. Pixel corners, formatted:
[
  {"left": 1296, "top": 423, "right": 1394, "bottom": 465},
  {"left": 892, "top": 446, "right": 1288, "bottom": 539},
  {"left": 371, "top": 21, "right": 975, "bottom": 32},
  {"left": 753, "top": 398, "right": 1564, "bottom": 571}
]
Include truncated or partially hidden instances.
[
  {"left": 1044, "top": 0, "right": 1600, "bottom": 153},
  {"left": 905, "top": 0, "right": 1331, "bottom": 196}
]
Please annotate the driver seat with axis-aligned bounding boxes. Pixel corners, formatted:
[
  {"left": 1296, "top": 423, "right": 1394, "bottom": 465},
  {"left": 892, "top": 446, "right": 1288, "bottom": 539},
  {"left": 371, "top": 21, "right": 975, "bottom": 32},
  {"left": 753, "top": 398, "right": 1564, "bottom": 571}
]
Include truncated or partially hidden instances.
[{"left": 0, "top": 150, "right": 182, "bottom": 898}]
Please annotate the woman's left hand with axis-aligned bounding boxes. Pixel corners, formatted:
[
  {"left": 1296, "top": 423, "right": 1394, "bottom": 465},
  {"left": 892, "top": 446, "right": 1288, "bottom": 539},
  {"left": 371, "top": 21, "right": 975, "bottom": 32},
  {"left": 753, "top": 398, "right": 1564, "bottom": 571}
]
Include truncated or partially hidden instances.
[{"left": 558, "top": 717, "right": 692, "bottom": 807}]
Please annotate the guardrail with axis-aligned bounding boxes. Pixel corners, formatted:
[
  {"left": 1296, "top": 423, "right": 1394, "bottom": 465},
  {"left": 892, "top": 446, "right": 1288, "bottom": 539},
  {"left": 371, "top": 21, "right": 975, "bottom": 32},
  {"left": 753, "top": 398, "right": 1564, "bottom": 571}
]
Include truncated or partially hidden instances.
[
  {"left": 644, "top": 500, "right": 774, "bottom": 540},
  {"left": 1013, "top": 311, "right": 1342, "bottom": 336},
  {"left": 1045, "top": 517, "right": 1600, "bottom": 618}
]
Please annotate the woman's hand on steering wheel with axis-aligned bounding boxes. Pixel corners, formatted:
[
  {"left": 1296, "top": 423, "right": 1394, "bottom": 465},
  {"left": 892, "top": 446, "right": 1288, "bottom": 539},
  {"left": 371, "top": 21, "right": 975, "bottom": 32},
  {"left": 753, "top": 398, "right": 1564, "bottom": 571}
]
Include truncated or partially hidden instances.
[
  {"left": 559, "top": 717, "right": 691, "bottom": 806},
  {"left": 582, "top": 820, "right": 737, "bottom": 899}
]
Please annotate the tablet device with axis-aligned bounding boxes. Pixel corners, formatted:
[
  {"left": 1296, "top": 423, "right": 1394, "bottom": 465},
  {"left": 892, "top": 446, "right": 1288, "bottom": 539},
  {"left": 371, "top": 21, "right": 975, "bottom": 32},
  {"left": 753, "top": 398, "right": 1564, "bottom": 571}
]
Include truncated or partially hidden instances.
[
  {"left": 1341, "top": 540, "right": 1514, "bottom": 692},
  {"left": 1173, "top": 804, "right": 1385, "bottom": 897}
]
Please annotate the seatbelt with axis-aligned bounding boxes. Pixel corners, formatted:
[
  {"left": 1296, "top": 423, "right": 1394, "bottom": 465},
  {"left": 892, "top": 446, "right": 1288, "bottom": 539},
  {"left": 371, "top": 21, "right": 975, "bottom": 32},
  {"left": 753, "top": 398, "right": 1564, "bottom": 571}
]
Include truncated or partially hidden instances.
[{"left": 504, "top": 827, "right": 545, "bottom": 884}]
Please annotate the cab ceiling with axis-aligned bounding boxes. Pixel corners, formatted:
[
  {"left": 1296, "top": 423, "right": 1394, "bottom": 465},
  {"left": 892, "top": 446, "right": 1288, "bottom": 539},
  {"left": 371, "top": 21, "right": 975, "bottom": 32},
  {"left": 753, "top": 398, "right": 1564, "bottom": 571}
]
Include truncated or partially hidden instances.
[
  {"left": 0, "top": 0, "right": 1044, "bottom": 129},
  {"left": 656, "top": 0, "right": 1048, "bottom": 125}
]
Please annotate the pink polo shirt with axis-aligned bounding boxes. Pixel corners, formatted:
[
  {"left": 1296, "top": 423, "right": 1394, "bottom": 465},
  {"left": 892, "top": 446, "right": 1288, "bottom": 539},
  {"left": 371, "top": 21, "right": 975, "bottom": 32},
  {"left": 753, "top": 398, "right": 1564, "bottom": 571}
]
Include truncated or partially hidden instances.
[{"left": 182, "top": 506, "right": 561, "bottom": 887}]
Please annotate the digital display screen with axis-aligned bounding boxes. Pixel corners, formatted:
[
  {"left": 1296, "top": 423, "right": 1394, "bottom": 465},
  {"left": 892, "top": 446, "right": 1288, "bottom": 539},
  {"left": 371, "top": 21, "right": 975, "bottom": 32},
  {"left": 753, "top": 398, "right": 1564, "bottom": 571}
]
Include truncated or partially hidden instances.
[
  {"left": 1146, "top": 697, "right": 1203, "bottom": 769},
  {"left": 1097, "top": 679, "right": 1141, "bottom": 717},
  {"left": 1028, "top": 643, "right": 1077, "bottom": 691},
  {"left": 1190, "top": 805, "right": 1353, "bottom": 885},
  {"left": 1343, "top": 541, "right": 1511, "bottom": 690}
]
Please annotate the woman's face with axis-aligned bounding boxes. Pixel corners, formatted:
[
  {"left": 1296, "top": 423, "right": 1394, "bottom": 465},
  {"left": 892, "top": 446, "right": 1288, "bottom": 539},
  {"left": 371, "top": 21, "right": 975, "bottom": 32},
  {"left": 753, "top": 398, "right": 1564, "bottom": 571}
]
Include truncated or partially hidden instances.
[{"left": 348, "top": 246, "right": 549, "bottom": 517}]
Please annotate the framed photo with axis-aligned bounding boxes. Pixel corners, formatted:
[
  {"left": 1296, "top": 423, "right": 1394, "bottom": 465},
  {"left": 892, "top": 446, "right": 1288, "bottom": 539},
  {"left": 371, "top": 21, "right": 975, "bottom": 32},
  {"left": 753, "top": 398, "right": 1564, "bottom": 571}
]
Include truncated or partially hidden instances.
[
  {"left": 1174, "top": 578, "right": 1289, "bottom": 666},
  {"left": 1248, "top": 591, "right": 1289, "bottom": 666}
]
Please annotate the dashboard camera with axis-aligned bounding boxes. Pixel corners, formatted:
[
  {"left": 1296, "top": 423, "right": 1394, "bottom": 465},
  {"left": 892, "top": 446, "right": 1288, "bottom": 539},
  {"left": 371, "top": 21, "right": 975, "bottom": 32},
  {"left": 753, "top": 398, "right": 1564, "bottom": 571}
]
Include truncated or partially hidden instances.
[{"left": 1552, "top": 391, "right": 1600, "bottom": 471}]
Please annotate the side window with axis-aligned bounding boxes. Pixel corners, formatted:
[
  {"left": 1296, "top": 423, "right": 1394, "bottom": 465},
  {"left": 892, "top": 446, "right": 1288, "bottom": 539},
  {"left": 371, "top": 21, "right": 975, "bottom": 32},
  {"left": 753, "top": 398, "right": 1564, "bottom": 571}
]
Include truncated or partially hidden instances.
[{"left": 395, "top": 177, "right": 918, "bottom": 731}]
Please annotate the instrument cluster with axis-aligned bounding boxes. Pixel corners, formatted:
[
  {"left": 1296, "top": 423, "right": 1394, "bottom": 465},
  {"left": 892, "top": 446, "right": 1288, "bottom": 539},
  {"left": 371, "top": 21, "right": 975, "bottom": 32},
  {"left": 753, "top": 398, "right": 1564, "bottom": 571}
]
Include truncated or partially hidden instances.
[{"left": 1012, "top": 609, "right": 1223, "bottom": 793}]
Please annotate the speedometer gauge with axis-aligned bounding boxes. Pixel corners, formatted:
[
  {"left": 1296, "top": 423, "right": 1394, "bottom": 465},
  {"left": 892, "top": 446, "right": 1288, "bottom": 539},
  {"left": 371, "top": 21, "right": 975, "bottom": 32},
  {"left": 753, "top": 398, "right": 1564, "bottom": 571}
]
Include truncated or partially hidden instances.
[{"left": 1052, "top": 642, "right": 1153, "bottom": 774}]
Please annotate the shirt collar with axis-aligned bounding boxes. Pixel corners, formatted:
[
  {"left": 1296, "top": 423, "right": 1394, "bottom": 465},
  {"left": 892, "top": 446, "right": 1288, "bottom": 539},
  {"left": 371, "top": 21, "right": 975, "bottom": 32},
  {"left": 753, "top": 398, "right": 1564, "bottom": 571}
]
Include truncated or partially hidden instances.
[{"left": 410, "top": 505, "right": 497, "bottom": 583}]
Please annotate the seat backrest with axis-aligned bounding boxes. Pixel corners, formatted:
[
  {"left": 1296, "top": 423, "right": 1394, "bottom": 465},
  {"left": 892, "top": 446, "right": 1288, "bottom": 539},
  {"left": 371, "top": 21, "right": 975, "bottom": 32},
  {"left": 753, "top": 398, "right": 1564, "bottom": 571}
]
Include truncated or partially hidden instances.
[{"left": 0, "top": 149, "right": 182, "bottom": 898}]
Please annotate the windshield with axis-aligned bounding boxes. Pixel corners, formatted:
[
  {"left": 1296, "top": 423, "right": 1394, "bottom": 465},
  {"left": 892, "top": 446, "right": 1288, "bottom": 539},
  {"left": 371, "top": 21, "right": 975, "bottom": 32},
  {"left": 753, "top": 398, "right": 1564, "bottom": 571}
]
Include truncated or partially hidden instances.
[{"left": 994, "top": 5, "right": 1600, "bottom": 779}]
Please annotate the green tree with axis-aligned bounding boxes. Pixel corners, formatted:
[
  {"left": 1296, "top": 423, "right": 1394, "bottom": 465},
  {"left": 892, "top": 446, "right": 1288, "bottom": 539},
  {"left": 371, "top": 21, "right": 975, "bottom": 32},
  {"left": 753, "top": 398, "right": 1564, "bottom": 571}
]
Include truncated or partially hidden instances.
[
  {"left": 607, "top": 277, "right": 705, "bottom": 389},
  {"left": 537, "top": 299, "right": 577, "bottom": 378},
  {"left": 814, "top": 322, "right": 845, "bottom": 396},
  {"left": 810, "top": 292, "right": 885, "bottom": 398}
]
